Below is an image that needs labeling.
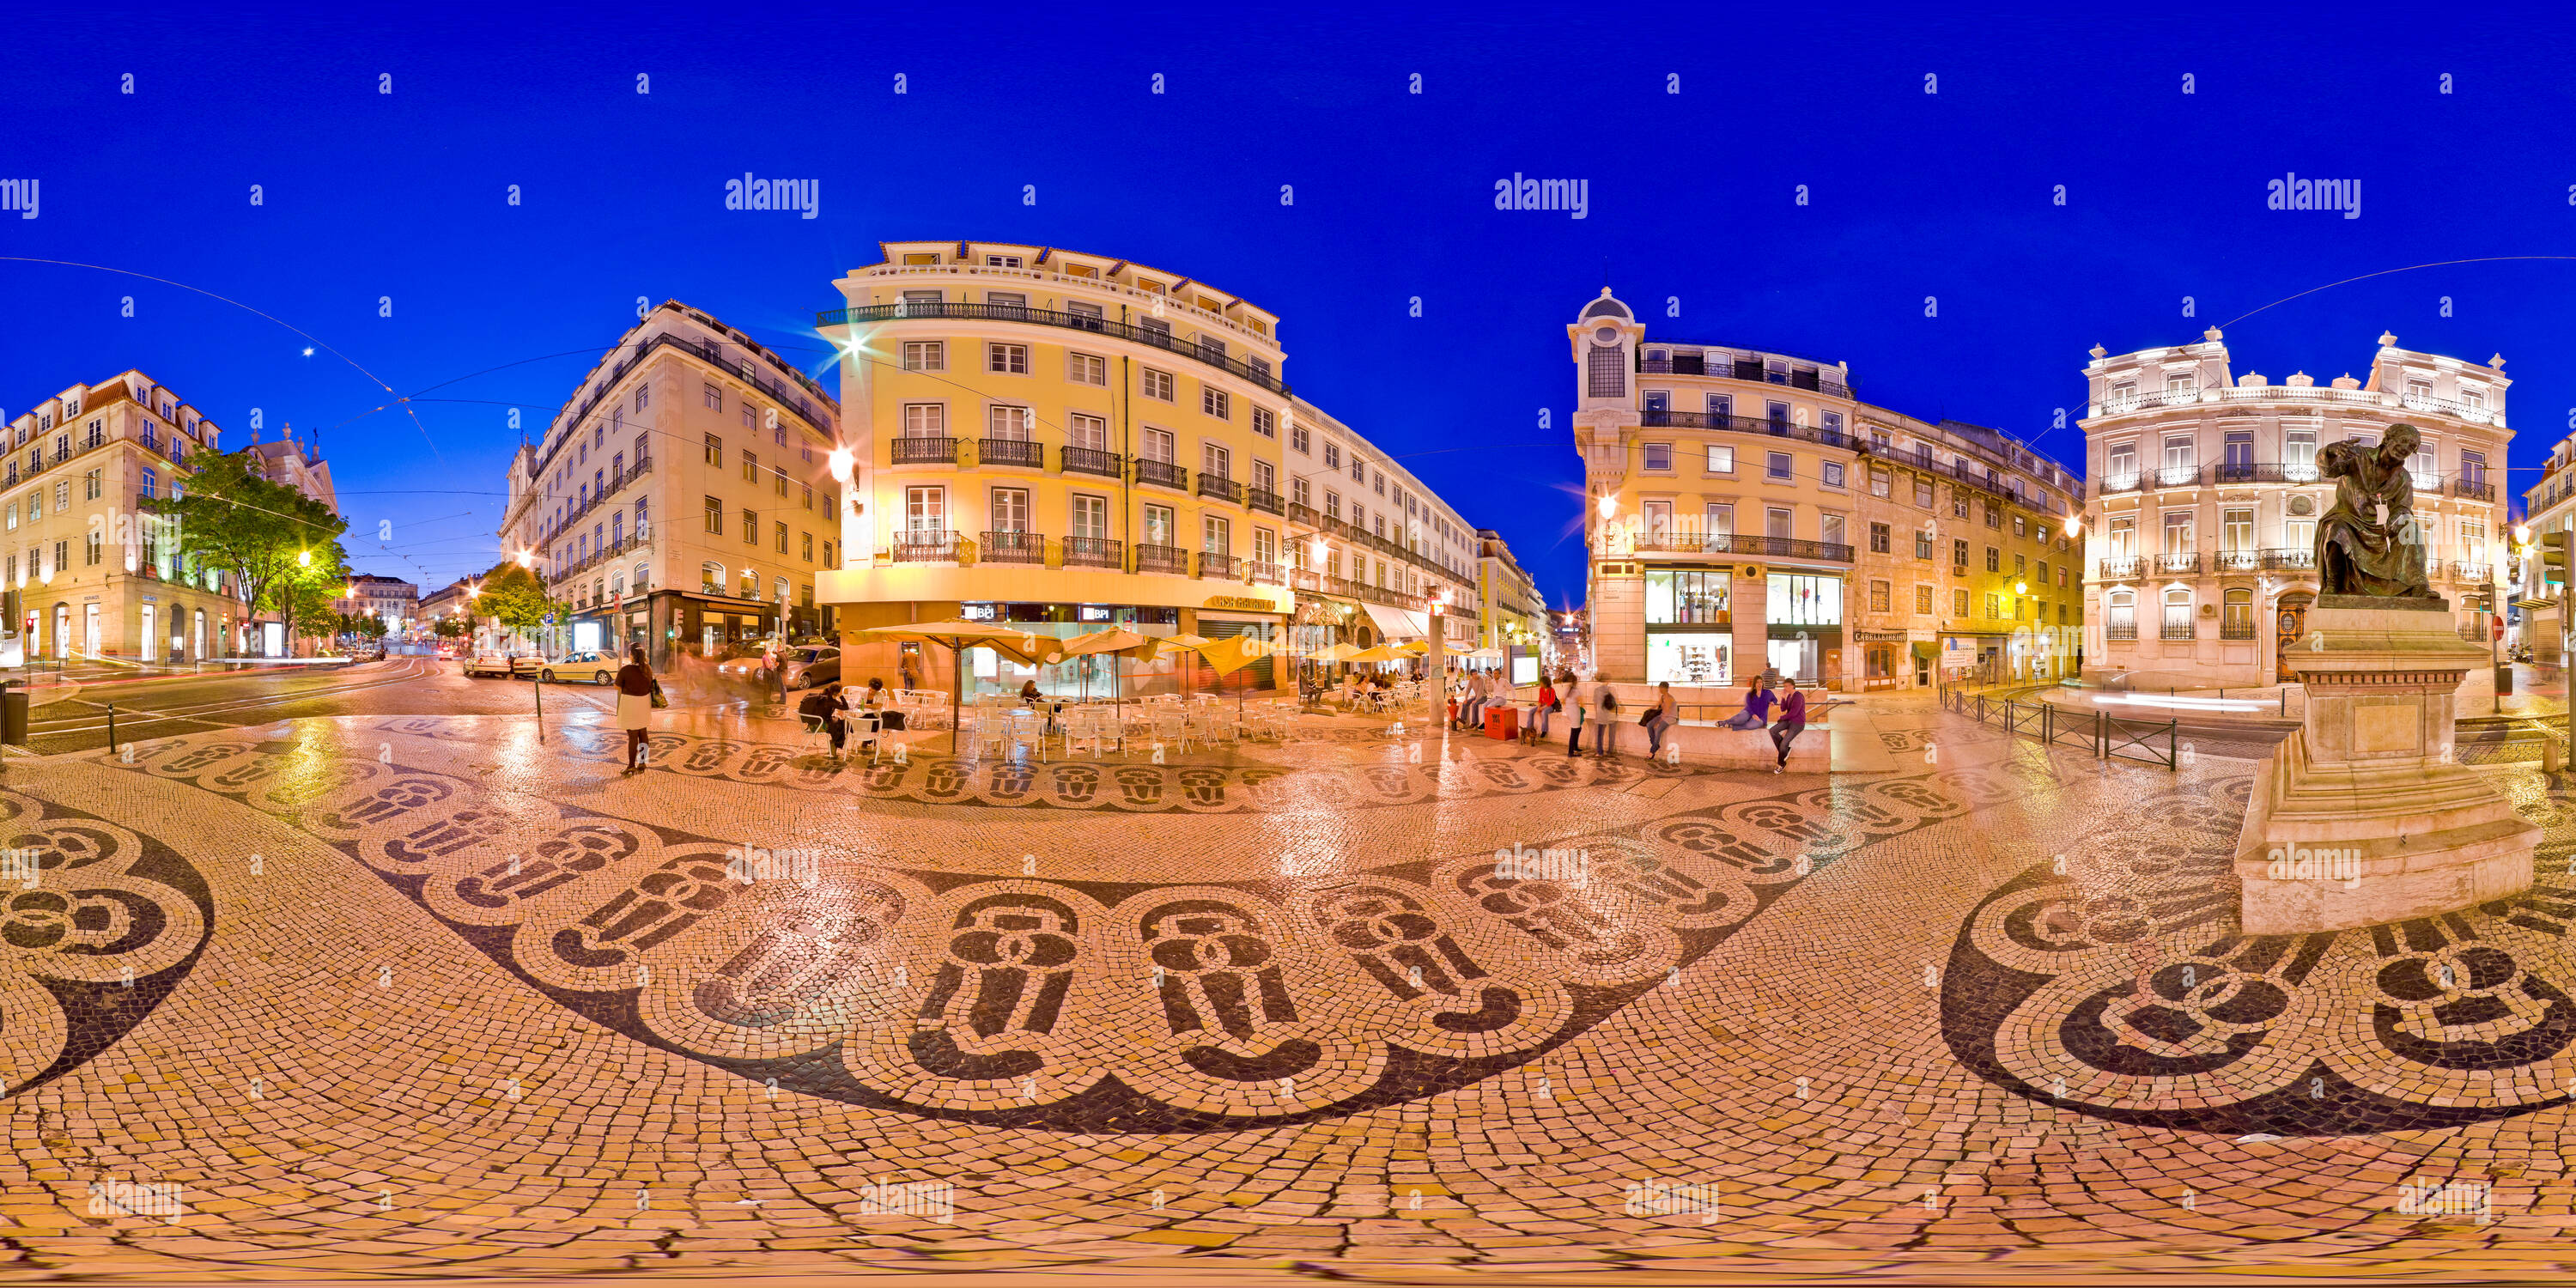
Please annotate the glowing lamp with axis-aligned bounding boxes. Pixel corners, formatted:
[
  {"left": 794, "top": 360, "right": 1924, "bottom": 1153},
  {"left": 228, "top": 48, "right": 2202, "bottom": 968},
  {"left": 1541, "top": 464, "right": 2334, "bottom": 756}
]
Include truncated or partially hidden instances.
[{"left": 827, "top": 447, "right": 854, "bottom": 483}]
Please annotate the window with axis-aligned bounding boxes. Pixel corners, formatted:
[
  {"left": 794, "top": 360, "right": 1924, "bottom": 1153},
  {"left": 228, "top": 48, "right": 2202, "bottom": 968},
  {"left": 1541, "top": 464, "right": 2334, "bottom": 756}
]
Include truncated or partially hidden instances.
[
  {"left": 1765, "top": 400, "right": 1789, "bottom": 429},
  {"left": 1201, "top": 386, "right": 1231, "bottom": 420},
  {"left": 987, "top": 343, "right": 1028, "bottom": 374},
  {"left": 1322, "top": 442, "right": 1340, "bottom": 470},
  {"left": 1291, "top": 477, "right": 1309, "bottom": 507},
  {"left": 1766, "top": 452, "right": 1792, "bottom": 481},
  {"left": 1869, "top": 522, "right": 1890, "bottom": 554},
  {"left": 2106, "top": 441, "right": 2137, "bottom": 487},
  {"left": 1251, "top": 406, "right": 1275, "bottom": 438},
  {"left": 703, "top": 383, "right": 722, "bottom": 410},
  {"left": 2460, "top": 449, "right": 2488, "bottom": 489},
  {"left": 2223, "top": 587, "right": 2253, "bottom": 635},
  {"left": 1707, "top": 392, "right": 1732, "bottom": 418},
  {"left": 703, "top": 434, "right": 722, "bottom": 465},
  {"left": 902, "top": 404, "right": 945, "bottom": 436},
  {"left": 1916, "top": 585, "right": 1934, "bottom": 615},
  {"left": 1643, "top": 568, "right": 1730, "bottom": 624},
  {"left": 1143, "top": 504, "right": 1174, "bottom": 547},
  {"left": 1291, "top": 422, "right": 1309, "bottom": 453},
  {"left": 1870, "top": 466, "right": 1892, "bottom": 498},
  {"left": 2285, "top": 428, "right": 2318, "bottom": 479},
  {"left": 987, "top": 405, "right": 1033, "bottom": 440},
  {"left": 83, "top": 532, "right": 101, "bottom": 566},
  {"left": 2160, "top": 434, "right": 2196, "bottom": 483},
  {"left": 1641, "top": 500, "right": 1673, "bottom": 542},
  {"left": 635, "top": 386, "right": 649, "bottom": 410},
  {"left": 2162, "top": 510, "right": 2194, "bottom": 555},
  {"left": 1586, "top": 343, "right": 1626, "bottom": 398},
  {"left": 1984, "top": 592, "right": 2000, "bottom": 618},
  {"left": 1820, "top": 514, "right": 1845, "bottom": 549},
  {"left": 1916, "top": 531, "right": 1933, "bottom": 559},
  {"left": 904, "top": 486, "right": 945, "bottom": 532},
  {"left": 2165, "top": 372, "right": 2196, "bottom": 395},
  {"left": 742, "top": 509, "right": 756, "bottom": 544},
  {"left": 1915, "top": 477, "right": 1935, "bottom": 507},
  {"left": 1643, "top": 443, "right": 1673, "bottom": 471},
  {"left": 703, "top": 495, "right": 723, "bottom": 533},
  {"left": 1953, "top": 538, "right": 1969, "bottom": 567},
  {"left": 1254, "top": 459, "right": 1276, "bottom": 493},
  {"left": 2163, "top": 586, "right": 2192, "bottom": 632},
  {"left": 1765, "top": 507, "right": 1792, "bottom": 540},
  {"left": 1142, "top": 368, "right": 1176, "bottom": 401},
  {"left": 1707, "top": 444, "right": 1735, "bottom": 475},
  {"left": 1766, "top": 574, "right": 1841, "bottom": 626},
  {"left": 740, "top": 568, "right": 759, "bottom": 598},
  {"left": 2107, "top": 517, "right": 2136, "bottom": 559},
  {"left": 1985, "top": 546, "right": 2000, "bottom": 573},
  {"left": 1822, "top": 411, "right": 1844, "bottom": 438},
  {"left": 990, "top": 488, "right": 1030, "bottom": 532},
  {"left": 800, "top": 532, "right": 813, "bottom": 562},
  {"left": 1984, "top": 501, "right": 2002, "bottom": 530},
  {"left": 901, "top": 341, "right": 945, "bottom": 371},
  {"left": 1324, "top": 490, "right": 1340, "bottom": 519},
  {"left": 1072, "top": 494, "right": 1108, "bottom": 539},
  {"left": 2222, "top": 508, "right": 2253, "bottom": 552},
  {"left": 1202, "top": 515, "right": 1230, "bottom": 554},
  {"left": 743, "top": 449, "right": 758, "bottom": 483},
  {"left": 1643, "top": 391, "right": 1670, "bottom": 413},
  {"left": 1871, "top": 580, "right": 1890, "bottom": 613},
  {"left": 742, "top": 403, "right": 756, "bottom": 429},
  {"left": 1821, "top": 461, "right": 1846, "bottom": 489},
  {"left": 1955, "top": 587, "right": 1971, "bottom": 617},
  {"left": 1143, "top": 427, "right": 1176, "bottom": 463},
  {"left": 1067, "top": 352, "right": 1107, "bottom": 385},
  {"left": 1952, "top": 491, "right": 1969, "bottom": 519},
  {"left": 1068, "top": 413, "right": 1108, "bottom": 451}
]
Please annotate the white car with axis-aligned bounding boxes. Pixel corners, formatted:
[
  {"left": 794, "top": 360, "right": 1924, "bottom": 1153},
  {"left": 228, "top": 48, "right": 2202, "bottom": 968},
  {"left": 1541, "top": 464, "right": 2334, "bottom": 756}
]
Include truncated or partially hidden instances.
[
  {"left": 462, "top": 653, "right": 514, "bottom": 678},
  {"left": 538, "top": 651, "right": 619, "bottom": 684}
]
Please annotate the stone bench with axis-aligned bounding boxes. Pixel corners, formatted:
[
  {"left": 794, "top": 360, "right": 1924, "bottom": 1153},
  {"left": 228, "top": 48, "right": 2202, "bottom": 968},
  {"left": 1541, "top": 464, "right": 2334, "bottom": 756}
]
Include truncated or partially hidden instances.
[{"left": 1510, "top": 706, "right": 1827, "bottom": 772}]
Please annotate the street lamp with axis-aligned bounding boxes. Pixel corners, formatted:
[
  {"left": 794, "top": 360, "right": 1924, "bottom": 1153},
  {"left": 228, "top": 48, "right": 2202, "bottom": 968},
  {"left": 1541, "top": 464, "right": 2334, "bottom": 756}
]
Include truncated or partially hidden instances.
[{"left": 827, "top": 447, "right": 854, "bottom": 483}]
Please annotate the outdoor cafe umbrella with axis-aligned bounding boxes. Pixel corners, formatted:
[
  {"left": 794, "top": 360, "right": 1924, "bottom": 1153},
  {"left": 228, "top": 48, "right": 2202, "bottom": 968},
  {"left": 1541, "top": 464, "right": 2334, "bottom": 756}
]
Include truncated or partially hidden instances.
[
  {"left": 1157, "top": 634, "right": 1218, "bottom": 702},
  {"left": 852, "top": 619, "right": 1048, "bottom": 738},
  {"left": 1195, "top": 633, "right": 1277, "bottom": 720},
  {"left": 1346, "top": 644, "right": 1402, "bottom": 665},
  {"left": 1056, "top": 627, "right": 1154, "bottom": 713}
]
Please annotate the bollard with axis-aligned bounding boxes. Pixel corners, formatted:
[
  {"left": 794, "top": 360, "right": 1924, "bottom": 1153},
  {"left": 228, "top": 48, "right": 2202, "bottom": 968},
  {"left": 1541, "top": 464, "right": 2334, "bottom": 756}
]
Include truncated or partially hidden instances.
[
  {"left": 533, "top": 673, "right": 544, "bottom": 744},
  {"left": 106, "top": 703, "right": 116, "bottom": 756}
]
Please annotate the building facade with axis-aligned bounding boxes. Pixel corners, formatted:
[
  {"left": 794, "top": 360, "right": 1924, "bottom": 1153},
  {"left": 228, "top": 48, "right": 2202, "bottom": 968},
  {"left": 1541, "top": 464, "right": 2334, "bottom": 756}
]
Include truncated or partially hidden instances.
[
  {"left": 815, "top": 240, "right": 1495, "bottom": 695},
  {"left": 1571, "top": 289, "right": 2083, "bottom": 691},
  {"left": 2514, "top": 439, "right": 2570, "bottom": 663},
  {"left": 2077, "top": 330, "right": 2509, "bottom": 688},
  {"left": 337, "top": 573, "right": 417, "bottom": 635},
  {"left": 1475, "top": 530, "right": 1545, "bottom": 653},
  {"left": 1, "top": 371, "right": 243, "bottom": 663},
  {"left": 501, "top": 301, "right": 843, "bottom": 667}
]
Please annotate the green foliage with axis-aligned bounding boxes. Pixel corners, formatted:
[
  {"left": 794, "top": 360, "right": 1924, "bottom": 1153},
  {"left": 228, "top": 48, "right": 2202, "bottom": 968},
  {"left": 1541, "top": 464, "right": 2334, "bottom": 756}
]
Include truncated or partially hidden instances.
[
  {"left": 148, "top": 452, "right": 347, "bottom": 624},
  {"left": 432, "top": 616, "right": 468, "bottom": 640},
  {"left": 472, "top": 562, "right": 562, "bottom": 633}
]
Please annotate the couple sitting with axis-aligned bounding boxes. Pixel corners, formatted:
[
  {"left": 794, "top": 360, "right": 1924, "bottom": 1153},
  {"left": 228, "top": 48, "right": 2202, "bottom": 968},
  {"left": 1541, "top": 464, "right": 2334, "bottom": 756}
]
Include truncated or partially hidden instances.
[
  {"left": 797, "top": 677, "right": 907, "bottom": 760},
  {"left": 1720, "top": 677, "right": 1779, "bottom": 729}
]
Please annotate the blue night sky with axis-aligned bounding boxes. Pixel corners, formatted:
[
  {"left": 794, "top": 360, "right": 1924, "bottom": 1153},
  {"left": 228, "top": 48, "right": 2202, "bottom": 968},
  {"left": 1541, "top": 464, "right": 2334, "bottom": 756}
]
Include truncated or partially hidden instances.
[{"left": 6, "top": 4, "right": 2574, "bottom": 604}]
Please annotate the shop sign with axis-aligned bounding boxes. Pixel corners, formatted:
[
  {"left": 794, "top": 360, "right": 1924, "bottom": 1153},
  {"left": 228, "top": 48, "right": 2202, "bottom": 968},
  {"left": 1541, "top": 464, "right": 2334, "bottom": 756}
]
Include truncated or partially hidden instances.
[{"left": 1205, "top": 595, "right": 1273, "bottom": 611}]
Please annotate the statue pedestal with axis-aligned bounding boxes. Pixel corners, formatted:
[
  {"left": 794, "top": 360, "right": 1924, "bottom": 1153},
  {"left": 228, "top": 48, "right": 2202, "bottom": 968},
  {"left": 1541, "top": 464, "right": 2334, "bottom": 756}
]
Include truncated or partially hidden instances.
[{"left": 2233, "top": 599, "right": 2537, "bottom": 934}]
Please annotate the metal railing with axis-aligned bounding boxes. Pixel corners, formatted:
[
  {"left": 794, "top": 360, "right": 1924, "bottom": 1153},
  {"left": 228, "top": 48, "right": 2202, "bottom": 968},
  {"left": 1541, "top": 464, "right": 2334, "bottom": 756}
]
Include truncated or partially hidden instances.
[
  {"left": 2099, "top": 556, "right": 2145, "bottom": 580},
  {"left": 1063, "top": 536, "right": 1121, "bottom": 569},
  {"left": 2153, "top": 552, "right": 2202, "bottom": 574},
  {"left": 1195, "top": 474, "right": 1243, "bottom": 503},
  {"left": 981, "top": 530, "right": 1043, "bottom": 564},
  {"left": 2220, "top": 622, "right": 2257, "bottom": 640},
  {"left": 2212, "top": 550, "right": 2260, "bottom": 573},
  {"left": 2451, "top": 562, "right": 2492, "bottom": 583},
  {"left": 2261, "top": 549, "right": 2316, "bottom": 570},
  {"left": 979, "top": 438, "right": 1043, "bottom": 468},
  {"left": 1940, "top": 684, "right": 2175, "bottom": 769},
  {"left": 817, "top": 300, "right": 1291, "bottom": 393},
  {"left": 1198, "top": 551, "right": 1237, "bottom": 580},
  {"left": 1135, "top": 459, "right": 1188, "bottom": 490},
  {"left": 1636, "top": 354, "right": 1854, "bottom": 400},
  {"left": 1061, "top": 446, "right": 1121, "bottom": 478},
  {"left": 1640, "top": 409, "right": 1857, "bottom": 450},
  {"left": 891, "top": 530, "right": 960, "bottom": 562},
  {"left": 2160, "top": 623, "right": 2197, "bottom": 640},
  {"left": 2454, "top": 478, "right": 2495, "bottom": 501},
  {"left": 891, "top": 435, "right": 957, "bottom": 465},
  {"left": 1627, "top": 533, "right": 1855, "bottom": 562},
  {"left": 1246, "top": 487, "right": 1284, "bottom": 515},
  {"left": 1135, "top": 544, "right": 1189, "bottom": 574},
  {"left": 2105, "top": 623, "right": 2138, "bottom": 640},
  {"left": 1248, "top": 561, "right": 1285, "bottom": 585}
]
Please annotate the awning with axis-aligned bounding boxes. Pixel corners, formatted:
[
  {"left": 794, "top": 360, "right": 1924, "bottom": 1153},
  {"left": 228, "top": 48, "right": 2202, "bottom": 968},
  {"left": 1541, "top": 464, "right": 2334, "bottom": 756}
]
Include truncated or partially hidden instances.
[{"left": 1362, "top": 602, "right": 1430, "bottom": 641}]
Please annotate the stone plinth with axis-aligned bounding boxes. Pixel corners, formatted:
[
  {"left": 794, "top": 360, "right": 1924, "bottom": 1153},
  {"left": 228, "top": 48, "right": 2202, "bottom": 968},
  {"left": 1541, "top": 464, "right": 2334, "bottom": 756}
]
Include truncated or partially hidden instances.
[{"left": 2233, "top": 599, "right": 2537, "bottom": 934}]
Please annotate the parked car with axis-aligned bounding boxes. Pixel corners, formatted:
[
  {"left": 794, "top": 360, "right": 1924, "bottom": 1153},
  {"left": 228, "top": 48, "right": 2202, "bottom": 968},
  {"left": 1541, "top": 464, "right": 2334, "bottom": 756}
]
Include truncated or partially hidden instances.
[
  {"left": 538, "top": 651, "right": 619, "bottom": 684},
  {"left": 463, "top": 652, "right": 514, "bottom": 677},
  {"left": 718, "top": 645, "right": 840, "bottom": 691}
]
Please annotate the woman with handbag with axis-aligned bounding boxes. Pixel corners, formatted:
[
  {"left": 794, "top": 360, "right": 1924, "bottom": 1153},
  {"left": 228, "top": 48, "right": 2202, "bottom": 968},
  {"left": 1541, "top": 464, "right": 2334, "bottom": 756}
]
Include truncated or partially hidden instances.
[{"left": 615, "top": 646, "right": 662, "bottom": 774}]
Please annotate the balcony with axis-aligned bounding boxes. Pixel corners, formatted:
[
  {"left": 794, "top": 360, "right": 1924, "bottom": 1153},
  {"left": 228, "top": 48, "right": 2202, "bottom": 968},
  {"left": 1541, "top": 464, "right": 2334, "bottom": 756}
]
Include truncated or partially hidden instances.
[
  {"left": 1639, "top": 409, "right": 1856, "bottom": 451},
  {"left": 1064, "top": 536, "right": 1122, "bottom": 569},
  {"left": 2105, "top": 623, "right": 2139, "bottom": 641},
  {"left": 1195, "top": 474, "right": 1244, "bottom": 504},
  {"left": 1135, "top": 459, "right": 1188, "bottom": 490},
  {"left": 1287, "top": 501, "right": 1321, "bottom": 527},
  {"left": 2453, "top": 478, "right": 2495, "bottom": 501},
  {"left": 816, "top": 300, "right": 1291, "bottom": 394},
  {"left": 2451, "top": 562, "right": 2492, "bottom": 583},
  {"left": 2153, "top": 465, "right": 2202, "bottom": 489},
  {"left": 1627, "top": 533, "right": 1854, "bottom": 562},
  {"left": 2098, "top": 556, "right": 2145, "bottom": 580},
  {"left": 891, "top": 435, "right": 957, "bottom": 465},
  {"left": 891, "top": 530, "right": 960, "bottom": 563},
  {"left": 1198, "top": 551, "right": 1237, "bottom": 580},
  {"left": 2160, "top": 623, "right": 2197, "bottom": 641},
  {"left": 1248, "top": 561, "right": 1285, "bottom": 585},
  {"left": 2221, "top": 621, "right": 2258, "bottom": 640},
  {"left": 1061, "top": 446, "right": 1122, "bottom": 479},
  {"left": 1135, "top": 544, "right": 1189, "bottom": 575},
  {"left": 2212, "top": 550, "right": 2260, "bottom": 574},
  {"left": 1246, "top": 486, "right": 1284, "bottom": 516},
  {"left": 2096, "top": 472, "right": 2144, "bottom": 496},
  {"left": 979, "top": 438, "right": 1043, "bottom": 469},
  {"left": 2260, "top": 549, "right": 2317, "bottom": 570},
  {"left": 2152, "top": 552, "right": 2202, "bottom": 574},
  {"left": 981, "top": 530, "right": 1044, "bottom": 564}
]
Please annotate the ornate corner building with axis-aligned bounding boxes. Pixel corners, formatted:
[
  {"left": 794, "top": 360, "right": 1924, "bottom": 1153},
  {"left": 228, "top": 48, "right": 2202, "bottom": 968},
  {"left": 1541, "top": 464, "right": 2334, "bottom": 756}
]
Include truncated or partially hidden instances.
[
  {"left": 2077, "top": 330, "right": 2510, "bottom": 688},
  {"left": 1571, "top": 289, "right": 2083, "bottom": 692}
]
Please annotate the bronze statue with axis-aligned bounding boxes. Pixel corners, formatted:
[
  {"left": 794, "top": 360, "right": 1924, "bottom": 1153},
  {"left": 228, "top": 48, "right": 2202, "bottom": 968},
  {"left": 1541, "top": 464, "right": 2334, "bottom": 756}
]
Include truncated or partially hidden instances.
[{"left": 2315, "top": 424, "right": 2439, "bottom": 600}]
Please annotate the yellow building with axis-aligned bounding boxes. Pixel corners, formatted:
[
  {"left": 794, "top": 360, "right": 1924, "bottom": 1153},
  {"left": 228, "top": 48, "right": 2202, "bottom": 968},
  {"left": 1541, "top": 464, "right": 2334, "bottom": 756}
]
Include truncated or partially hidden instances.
[
  {"left": 1571, "top": 289, "right": 2082, "bottom": 690},
  {"left": 816, "top": 240, "right": 1499, "bottom": 695},
  {"left": 2, "top": 372, "right": 243, "bottom": 662}
]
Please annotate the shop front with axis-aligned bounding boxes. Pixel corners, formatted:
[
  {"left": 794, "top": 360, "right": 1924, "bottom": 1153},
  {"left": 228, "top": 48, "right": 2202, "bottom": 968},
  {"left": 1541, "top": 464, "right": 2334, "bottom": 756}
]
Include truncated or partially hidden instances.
[
  {"left": 1765, "top": 570, "right": 1843, "bottom": 689},
  {"left": 1643, "top": 566, "right": 1732, "bottom": 686}
]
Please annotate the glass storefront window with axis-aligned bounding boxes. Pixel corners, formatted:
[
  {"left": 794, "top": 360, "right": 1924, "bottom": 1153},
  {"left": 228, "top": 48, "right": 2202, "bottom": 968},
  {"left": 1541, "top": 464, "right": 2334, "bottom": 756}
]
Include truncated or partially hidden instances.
[
  {"left": 1767, "top": 574, "right": 1842, "bottom": 626},
  {"left": 1644, "top": 568, "right": 1731, "bottom": 625},
  {"left": 1647, "top": 632, "right": 1730, "bottom": 685}
]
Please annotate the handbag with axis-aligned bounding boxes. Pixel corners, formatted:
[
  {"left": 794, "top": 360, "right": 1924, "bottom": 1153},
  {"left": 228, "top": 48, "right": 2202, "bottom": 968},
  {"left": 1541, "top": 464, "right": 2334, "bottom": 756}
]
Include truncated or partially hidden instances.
[
  {"left": 1637, "top": 708, "right": 1656, "bottom": 726},
  {"left": 649, "top": 679, "right": 669, "bottom": 709}
]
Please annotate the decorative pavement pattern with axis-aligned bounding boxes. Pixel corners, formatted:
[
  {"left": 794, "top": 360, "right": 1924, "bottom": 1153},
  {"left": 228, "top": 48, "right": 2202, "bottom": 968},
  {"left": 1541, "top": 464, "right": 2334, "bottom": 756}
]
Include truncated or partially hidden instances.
[{"left": 9, "top": 704, "right": 2576, "bottom": 1279}]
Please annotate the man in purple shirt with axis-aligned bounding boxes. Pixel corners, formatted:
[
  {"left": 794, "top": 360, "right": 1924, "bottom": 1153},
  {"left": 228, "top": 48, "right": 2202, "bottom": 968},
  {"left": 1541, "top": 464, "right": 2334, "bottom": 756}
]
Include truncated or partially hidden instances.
[{"left": 1771, "top": 677, "right": 1807, "bottom": 773}]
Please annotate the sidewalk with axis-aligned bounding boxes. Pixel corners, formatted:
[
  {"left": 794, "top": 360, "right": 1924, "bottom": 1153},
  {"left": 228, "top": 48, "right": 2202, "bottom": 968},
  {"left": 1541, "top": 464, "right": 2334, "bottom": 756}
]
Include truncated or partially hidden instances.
[{"left": 2019, "top": 659, "right": 2563, "bottom": 727}]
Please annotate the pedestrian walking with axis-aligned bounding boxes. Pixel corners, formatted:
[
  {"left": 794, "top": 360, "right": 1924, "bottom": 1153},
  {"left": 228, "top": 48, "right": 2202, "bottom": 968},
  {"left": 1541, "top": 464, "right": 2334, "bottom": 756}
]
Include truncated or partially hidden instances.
[
  {"left": 1646, "top": 681, "right": 1679, "bottom": 755},
  {"left": 1771, "top": 677, "right": 1807, "bottom": 773},
  {"left": 614, "top": 645, "right": 659, "bottom": 774}
]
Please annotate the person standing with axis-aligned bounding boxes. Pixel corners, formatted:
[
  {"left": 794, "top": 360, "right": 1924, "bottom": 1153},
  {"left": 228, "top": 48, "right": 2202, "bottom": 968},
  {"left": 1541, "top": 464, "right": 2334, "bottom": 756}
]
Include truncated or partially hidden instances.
[
  {"left": 1591, "top": 677, "right": 1619, "bottom": 756},
  {"left": 614, "top": 645, "right": 659, "bottom": 774},
  {"left": 1771, "top": 677, "right": 1807, "bottom": 773},
  {"left": 1563, "top": 672, "right": 1587, "bottom": 756}
]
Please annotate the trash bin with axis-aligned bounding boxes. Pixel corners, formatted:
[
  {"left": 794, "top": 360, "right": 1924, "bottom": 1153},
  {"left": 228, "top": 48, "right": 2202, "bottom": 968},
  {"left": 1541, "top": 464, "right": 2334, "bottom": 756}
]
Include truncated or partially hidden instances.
[
  {"left": 1484, "top": 704, "right": 1518, "bottom": 740},
  {"left": 2497, "top": 665, "right": 2514, "bottom": 696},
  {"left": 1, "top": 683, "right": 24, "bottom": 746}
]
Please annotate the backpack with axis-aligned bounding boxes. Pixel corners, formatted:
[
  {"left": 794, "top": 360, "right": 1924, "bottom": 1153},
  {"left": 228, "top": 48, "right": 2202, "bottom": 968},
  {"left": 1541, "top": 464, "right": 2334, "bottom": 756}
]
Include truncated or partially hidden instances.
[{"left": 1599, "top": 689, "right": 1618, "bottom": 714}]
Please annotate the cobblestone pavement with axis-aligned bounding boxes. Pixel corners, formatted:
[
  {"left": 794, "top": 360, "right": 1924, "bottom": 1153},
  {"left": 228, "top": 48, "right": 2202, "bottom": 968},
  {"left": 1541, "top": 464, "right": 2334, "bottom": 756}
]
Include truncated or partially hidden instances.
[{"left": 8, "top": 701, "right": 2576, "bottom": 1284}]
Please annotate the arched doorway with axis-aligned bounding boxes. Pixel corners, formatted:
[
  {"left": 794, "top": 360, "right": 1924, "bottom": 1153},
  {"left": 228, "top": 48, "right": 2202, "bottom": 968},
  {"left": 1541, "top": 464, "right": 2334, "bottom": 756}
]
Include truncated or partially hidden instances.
[{"left": 2275, "top": 591, "right": 2314, "bottom": 681}]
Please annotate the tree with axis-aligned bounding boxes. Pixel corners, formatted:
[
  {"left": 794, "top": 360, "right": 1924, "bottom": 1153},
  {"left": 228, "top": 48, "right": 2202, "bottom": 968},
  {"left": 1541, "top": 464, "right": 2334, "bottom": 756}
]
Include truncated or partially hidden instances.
[
  {"left": 356, "top": 614, "right": 388, "bottom": 641},
  {"left": 149, "top": 452, "right": 348, "bottom": 639},
  {"left": 433, "top": 616, "right": 467, "bottom": 640},
  {"left": 472, "top": 562, "right": 562, "bottom": 641}
]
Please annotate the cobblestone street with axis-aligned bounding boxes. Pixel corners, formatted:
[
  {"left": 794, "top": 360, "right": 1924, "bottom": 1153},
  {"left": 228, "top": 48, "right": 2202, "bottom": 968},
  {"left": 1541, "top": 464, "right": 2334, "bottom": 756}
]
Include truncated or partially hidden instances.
[{"left": 0, "top": 699, "right": 2569, "bottom": 1283}]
